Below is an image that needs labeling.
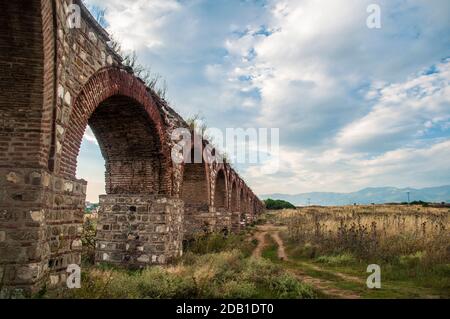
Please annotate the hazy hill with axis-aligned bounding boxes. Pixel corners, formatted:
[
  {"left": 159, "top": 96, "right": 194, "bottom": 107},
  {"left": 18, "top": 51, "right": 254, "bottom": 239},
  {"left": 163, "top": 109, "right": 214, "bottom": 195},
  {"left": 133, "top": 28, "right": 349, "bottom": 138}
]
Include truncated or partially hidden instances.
[{"left": 261, "top": 185, "right": 450, "bottom": 206}]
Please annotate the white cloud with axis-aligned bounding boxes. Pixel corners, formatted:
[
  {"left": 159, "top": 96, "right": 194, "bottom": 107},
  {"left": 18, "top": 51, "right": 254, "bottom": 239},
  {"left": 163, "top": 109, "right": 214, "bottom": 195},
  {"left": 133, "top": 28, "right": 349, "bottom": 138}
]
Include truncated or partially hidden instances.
[
  {"left": 245, "top": 139, "right": 450, "bottom": 195},
  {"left": 223, "top": 0, "right": 450, "bottom": 147},
  {"left": 80, "top": 0, "right": 450, "bottom": 197},
  {"left": 83, "top": 126, "right": 99, "bottom": 145},
  {"left": 86, "top": 0, "right": 181, "bottom": 51},
  {"left": 337, "top": 60, "right": 450, "bottom": 152}
]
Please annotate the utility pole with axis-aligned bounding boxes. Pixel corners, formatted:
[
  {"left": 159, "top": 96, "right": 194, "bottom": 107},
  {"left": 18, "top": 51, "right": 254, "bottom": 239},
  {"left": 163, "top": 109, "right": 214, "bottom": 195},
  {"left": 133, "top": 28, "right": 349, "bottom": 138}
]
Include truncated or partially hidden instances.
[
  {"left": 407, "top": 191, "right": 410, "bottom": 205},
  {"left": 307, "top": 198, "right": 311, "bottom": 206}
]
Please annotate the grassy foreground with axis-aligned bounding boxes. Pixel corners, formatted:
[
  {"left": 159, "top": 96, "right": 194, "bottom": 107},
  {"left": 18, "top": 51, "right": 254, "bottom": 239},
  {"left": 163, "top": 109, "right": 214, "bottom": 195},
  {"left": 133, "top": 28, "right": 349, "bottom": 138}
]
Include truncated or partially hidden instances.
[
  {"left": 45, "top": 232, "right": 316, "bottom": 299},
  {"left": 263, "top": 206, "right": 450, "bottom": 298},
  {"left": 43, "top": 204, "right": 449, "bottom": 299}
]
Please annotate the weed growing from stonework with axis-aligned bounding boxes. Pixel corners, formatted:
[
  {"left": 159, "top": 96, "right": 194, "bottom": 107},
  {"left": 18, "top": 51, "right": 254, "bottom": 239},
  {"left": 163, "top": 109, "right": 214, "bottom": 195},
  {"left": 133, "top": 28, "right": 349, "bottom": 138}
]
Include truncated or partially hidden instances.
[
  {"left": 107, "top": 38, "right": 168, "bottom": 99},
  {"left": 82, "top": 2, "right": 169, "bottom": 100},
  {"left": 185, "top": 113, "right": 231, "bottom": 165}
]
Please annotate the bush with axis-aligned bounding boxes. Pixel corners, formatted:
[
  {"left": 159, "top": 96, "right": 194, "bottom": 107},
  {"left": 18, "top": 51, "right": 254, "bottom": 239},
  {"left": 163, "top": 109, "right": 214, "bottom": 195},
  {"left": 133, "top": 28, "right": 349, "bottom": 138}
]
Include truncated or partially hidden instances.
[
  {"left": 265, "top": 199, "right": 296, "bottom": 210},
  {"left": 269, "top": 274, "right": 316, "bottom": 299},
  {"left": 81, "top": 218, "right": 97, "bottom": 265},
  {"left": 184, "top": 232, "right": 255, "bottom": 257},
  {"left": 398, "top": 251, "right": 425, "bottom": 268}
]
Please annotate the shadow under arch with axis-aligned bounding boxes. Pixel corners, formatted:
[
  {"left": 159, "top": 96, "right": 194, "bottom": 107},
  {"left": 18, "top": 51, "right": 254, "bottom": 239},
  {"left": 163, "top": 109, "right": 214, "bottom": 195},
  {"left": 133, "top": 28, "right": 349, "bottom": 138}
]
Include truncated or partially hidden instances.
[
  {"left": 181, "top": 143, "right": 212, "bottom": 239},
  {"left": 58, "top": 66, "right": 172, "bottom": 195},
  {"left": 214, "top": 166, "right": 231, "bottom": 233},
  {"left": 57, "top": 67, "right": 182, "bottom": 268}
]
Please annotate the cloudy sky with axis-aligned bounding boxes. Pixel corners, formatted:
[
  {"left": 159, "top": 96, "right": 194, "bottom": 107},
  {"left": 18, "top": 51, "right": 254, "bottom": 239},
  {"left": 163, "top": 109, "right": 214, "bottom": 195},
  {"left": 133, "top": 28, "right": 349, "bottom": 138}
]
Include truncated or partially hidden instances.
[{"left": 78, "top": 0, "right": 450, "bottom": 202}]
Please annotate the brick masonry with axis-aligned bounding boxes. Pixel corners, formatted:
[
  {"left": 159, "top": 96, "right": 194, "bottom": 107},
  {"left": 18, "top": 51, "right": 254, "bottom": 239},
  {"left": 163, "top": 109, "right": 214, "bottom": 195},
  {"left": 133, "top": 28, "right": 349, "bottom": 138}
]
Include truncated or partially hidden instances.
[{"left": 0, "top": 0, "right": 264, "bottom": 296}]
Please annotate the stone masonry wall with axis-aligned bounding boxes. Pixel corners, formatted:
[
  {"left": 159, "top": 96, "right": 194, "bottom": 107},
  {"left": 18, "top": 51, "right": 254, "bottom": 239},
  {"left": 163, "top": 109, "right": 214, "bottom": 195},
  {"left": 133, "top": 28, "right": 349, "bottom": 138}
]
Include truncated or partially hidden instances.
[
  {"left": 95, "top": 195, "right": 183, "bottom": 268},
  {"left": 0, "top": 167, "right": 85, "bottom": 296}
]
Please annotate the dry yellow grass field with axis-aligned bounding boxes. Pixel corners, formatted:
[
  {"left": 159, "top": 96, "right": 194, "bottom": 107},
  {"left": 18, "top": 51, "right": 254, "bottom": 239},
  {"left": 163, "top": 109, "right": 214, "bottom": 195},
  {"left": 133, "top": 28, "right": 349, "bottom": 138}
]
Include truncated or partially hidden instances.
[
  {"left": 257, "top": 205, "right": 449, "bottom": 298},
  {"left": 275, "top": 205, "right": 449, "bottom": 263}
]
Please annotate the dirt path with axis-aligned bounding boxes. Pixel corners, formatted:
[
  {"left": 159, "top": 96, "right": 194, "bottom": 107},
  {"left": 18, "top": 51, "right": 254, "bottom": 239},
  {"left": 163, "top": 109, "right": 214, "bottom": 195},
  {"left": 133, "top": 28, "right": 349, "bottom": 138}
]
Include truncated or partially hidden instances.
[
  {"left": 288, "top": 269, "right": 361, "bottom": 299},
  {"left": 252, "top": 224, "right": 363, "bottom": 299},
  {"left": 252, "top": 231, "right": 268, "bottom": 258},
  {"left": 299, "top": 261, "right": 365, "bottom": 284},
  {"left": 271, "top": 231, "right": 288, "bottom": 261}
]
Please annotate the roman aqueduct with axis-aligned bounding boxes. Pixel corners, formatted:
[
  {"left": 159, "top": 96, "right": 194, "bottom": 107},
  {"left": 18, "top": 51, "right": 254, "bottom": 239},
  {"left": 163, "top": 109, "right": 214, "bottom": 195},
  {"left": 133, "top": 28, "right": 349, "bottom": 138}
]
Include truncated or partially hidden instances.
[{"left": 0, "top": 0, "right": 264, "bottom": 295}]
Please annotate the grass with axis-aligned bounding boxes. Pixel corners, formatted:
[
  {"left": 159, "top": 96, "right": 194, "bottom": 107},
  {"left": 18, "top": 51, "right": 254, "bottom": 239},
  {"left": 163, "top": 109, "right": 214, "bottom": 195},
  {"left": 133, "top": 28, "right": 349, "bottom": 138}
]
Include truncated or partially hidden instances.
[
  {"left": 260, "top": 239, "right": 448, "bottom": 298},
  {"left": 43, "top": 205, "right": 449, "bottom": 299},
  {"left": 261, "top": 234, "right": 279, "bottom": 260},
  {"left": 261, "top": 205, "right": 450, "bottom": 298},
  {"left": 44, "top": 231, "right": 317, "bottom": 299}
]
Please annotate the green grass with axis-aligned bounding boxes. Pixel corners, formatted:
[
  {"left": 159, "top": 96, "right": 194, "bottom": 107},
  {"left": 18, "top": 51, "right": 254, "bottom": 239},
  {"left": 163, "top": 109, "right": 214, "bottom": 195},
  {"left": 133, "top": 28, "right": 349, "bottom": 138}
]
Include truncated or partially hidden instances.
[
  {"left": 283, "top": 241, "right": 450, "bottom": 299},
  {"left": 261, "top": 234, "right": 279, "bottom": 261},
  {"left": 44, "top": 232, "right": 317, "bottom": 299}
]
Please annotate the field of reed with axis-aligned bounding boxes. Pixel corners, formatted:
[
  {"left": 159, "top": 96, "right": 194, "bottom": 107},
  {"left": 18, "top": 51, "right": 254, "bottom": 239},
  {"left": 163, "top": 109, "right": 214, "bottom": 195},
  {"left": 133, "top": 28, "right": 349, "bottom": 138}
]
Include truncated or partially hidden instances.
[{"left": 275, "top": 205, "right": 449, "bottom": 264}]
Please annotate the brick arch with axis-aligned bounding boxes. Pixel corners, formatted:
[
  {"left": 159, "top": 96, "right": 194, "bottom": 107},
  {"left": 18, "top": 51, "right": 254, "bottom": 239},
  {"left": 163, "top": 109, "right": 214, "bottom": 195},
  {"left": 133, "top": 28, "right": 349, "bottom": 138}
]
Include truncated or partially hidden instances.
[
  {"left": 249, "top": 197, "right": 254, "bottom": 215},
  {"left": 58, "top": 67, "right": 172, "bottom": 195},
  {"left": 243, "top": 188, "right": 250, "bottom": 214},
  {"left": 238, "top": 183, "right": 245, "bottom": 211},
  {"left": 230, "top": 179, "right": 238, "bottom": 212},
  {"left": 181, "top": 144, "right": 211, "bottom": 206},
  {"left": 214, "top": 166, "right": 228, "bottom": 209}
]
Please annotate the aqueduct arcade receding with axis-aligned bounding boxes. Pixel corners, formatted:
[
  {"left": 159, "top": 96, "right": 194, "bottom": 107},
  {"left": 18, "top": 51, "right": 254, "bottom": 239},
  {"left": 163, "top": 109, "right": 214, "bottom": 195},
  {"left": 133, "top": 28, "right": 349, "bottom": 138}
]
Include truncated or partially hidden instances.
[{"left": 0, "top": 0, "right": 264, "bottom": 296}]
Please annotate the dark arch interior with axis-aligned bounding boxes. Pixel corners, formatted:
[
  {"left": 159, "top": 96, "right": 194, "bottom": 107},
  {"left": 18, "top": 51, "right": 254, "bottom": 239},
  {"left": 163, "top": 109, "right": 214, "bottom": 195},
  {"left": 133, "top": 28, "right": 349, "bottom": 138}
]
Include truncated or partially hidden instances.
[
  {"left": 239, "top": 189, "right": 245, "bottom": 211},
  {"left": 230, "top": 182, "right": 238, "bottom": 212},
  {"left": 181, "top": 149, "right": 209, "bottom": 206},
  {"left": 214, "top": 170, "right": 226, "bottom": 208},
  {"left": 88, "top": 95, "right": 163, "bottom": 194}
]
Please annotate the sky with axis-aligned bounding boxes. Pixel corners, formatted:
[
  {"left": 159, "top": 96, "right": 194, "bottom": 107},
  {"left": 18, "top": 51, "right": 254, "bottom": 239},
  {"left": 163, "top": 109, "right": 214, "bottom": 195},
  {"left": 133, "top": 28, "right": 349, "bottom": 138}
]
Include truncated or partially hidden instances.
[{"left": 78, "top": 0, "right": 450, "bottom": 202}]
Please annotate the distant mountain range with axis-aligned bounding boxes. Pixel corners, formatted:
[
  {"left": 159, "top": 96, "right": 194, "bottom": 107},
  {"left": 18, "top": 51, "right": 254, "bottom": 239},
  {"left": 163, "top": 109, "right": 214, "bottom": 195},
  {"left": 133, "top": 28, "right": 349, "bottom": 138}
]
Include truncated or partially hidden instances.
[{"left": 261, "top": 185, "right": 450, "bottom": 206}]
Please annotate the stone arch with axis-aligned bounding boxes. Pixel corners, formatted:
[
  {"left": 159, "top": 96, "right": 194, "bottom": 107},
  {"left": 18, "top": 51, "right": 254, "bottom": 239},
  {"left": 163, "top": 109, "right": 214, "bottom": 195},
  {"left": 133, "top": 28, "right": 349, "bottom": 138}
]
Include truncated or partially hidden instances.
[
  {"left": 55, "top": 67, "right": 183, "bottom": 268},
  {"left": 230, "top": 179, "right": 238, "bottom": 212},
  {"left": 181, "top": 147, "right": 210, "bottom": 205},
  {"left": 58, "top": 67, "right": 172, "bottom": 195},
  {"left": 214, "top": 168, "right": 228, "bottom": 209},
  {"left": 239, "top": 185, "right": 249, "bottom": 226},
  {"left": 238, "top": 183, "right": 245, "bottom": 211},
  {"left": 181, "top": 142, "right": 211, "bottom": 238}
]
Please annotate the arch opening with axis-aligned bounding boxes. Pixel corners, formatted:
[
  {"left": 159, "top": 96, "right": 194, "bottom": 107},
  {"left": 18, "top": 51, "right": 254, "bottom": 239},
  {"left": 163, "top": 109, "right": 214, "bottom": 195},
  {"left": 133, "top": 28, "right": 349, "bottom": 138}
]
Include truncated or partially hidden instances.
[
  {"left": 59, "top": 67, "right": 183, "bottom": 268},
  {"left": 84, "top": 95, "right": 164, "bottom": 195},
  {"left": 239, "top": 188, "right": 247, "bottom": 224},
  {"left": 214, "top": 170, "right": 227, "bottom": 208},
  {"left": 230, "top": 181, "right": 241, "bottom": 233},
  {"left": 181, "top": 149, "right": 211, "bottom": 239},
  {"left": 230, "top": 181, "right": 238, "bottom": 212},
  {"left": 181, "top": 150, "right": 209, "bottom": 206}
]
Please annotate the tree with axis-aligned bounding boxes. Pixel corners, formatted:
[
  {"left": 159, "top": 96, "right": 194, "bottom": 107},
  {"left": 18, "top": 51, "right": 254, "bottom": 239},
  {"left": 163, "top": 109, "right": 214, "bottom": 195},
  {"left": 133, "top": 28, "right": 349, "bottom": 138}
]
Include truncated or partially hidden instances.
[{"left": 264, "top": 198, "right": 296, "bottom": 210}]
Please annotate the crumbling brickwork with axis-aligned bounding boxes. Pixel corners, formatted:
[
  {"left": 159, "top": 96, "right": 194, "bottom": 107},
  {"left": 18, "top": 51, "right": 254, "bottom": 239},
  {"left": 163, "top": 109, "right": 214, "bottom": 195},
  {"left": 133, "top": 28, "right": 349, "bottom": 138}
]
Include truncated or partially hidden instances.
[{"left": 0, "top": 0, "right": 264, "bottom": 296}]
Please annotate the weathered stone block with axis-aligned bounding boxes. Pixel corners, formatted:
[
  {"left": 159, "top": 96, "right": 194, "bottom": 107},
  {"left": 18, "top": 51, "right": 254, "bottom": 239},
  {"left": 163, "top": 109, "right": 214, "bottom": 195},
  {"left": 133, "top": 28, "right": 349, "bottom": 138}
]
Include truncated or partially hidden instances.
[{"left": 95, "top": 194, "right": 183, "bottom": 268}]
